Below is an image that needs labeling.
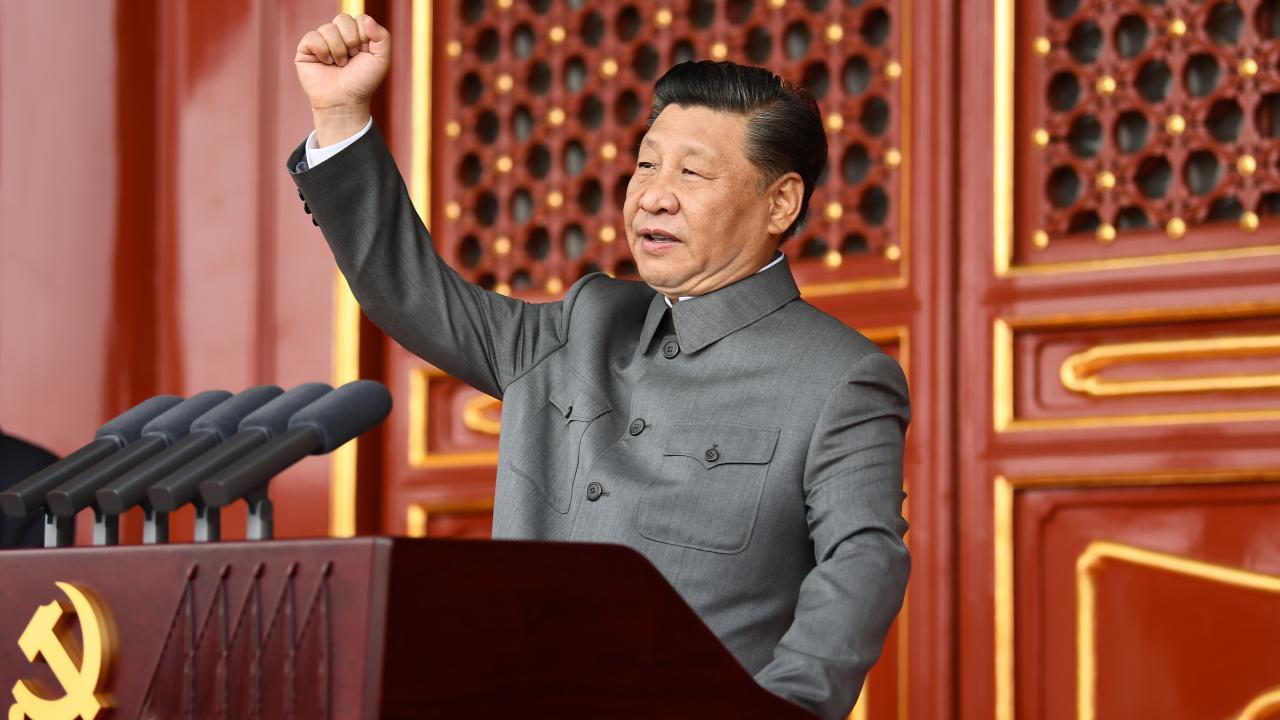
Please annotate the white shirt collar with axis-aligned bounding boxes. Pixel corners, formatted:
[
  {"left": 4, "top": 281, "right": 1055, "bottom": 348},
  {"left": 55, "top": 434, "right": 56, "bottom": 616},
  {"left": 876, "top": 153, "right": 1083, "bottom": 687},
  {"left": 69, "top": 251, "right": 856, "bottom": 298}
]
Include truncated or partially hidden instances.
[{"left": 663, "top": 252, "right": 785, "bottom": 307}]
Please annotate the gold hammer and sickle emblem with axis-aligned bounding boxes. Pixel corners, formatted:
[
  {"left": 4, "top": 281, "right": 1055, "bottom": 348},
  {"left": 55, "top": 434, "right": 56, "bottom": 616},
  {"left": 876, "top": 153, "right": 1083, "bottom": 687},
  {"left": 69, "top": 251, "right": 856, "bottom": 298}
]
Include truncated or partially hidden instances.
[{"left": 8, "top": 582, "right": 113, "bottom": 720}]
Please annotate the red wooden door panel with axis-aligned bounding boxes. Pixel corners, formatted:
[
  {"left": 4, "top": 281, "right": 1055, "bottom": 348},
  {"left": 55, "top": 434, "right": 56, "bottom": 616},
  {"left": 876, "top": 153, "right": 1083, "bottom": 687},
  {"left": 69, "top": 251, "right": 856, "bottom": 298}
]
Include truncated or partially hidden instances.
[{"left": 958, "top": 0, "right": 1280, "bottom": 718}]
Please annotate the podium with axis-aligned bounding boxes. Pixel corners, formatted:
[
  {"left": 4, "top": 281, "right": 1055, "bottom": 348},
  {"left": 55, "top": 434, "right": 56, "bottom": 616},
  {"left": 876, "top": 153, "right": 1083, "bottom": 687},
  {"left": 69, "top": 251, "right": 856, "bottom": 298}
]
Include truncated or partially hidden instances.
[{"left": 0, "top": 538, "right": 814, "bottom": 719}]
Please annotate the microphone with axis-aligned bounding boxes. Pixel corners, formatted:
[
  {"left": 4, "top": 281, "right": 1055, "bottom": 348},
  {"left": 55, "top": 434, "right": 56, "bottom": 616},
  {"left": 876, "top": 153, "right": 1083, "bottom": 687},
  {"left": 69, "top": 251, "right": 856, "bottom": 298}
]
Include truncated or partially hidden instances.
[
  {"left": 0, "top": 395, "right": 183, "bottom": 528},
  {"left": 93, "top": 385, "right": 283, "bottom": 542},
  {"left": 146, "top": 383, "right": 333, "bottom": 516},
  {"left": 199, "top": 380, "right": 391, "bottom": 538},
  {"left": 45, "top": 391, "right": 232, "bottom": 544}
]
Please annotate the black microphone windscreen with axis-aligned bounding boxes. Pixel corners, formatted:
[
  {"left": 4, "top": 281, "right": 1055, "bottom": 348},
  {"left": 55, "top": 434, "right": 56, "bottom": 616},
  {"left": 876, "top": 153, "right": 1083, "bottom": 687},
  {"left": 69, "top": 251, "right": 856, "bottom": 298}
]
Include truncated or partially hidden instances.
[
  {"left": 190, "top": 385, "right": 283, "bottom": 439},
  {"left": 140, "top": 391, "right": 233, "bottom": 445},
  {"left": 95, "top": 395, "right": 184, "bottom": 446},
  {"left": 287, "top": 380, "right": 392, "bottom": 453},
  {"left": 239, "top": 383, "right": 332, "bottom": 435}
]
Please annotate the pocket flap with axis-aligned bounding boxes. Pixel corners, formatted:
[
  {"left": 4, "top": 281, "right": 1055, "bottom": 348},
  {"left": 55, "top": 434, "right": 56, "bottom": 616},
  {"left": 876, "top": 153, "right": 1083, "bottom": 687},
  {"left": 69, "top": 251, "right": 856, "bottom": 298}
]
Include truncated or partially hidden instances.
[
  {"left": 664, "top": 422, "right": 780, "bottom": 469},
  {"left": 547, "top": 371, "right": 612, "bottom": 422}
]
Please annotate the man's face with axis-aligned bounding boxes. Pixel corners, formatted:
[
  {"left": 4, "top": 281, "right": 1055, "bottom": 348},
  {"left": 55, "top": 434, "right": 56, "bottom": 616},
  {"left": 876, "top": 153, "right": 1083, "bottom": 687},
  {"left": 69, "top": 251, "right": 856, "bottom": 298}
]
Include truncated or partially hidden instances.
[{"left": 623, "top": 105, "right": 787, "bottom": 298}]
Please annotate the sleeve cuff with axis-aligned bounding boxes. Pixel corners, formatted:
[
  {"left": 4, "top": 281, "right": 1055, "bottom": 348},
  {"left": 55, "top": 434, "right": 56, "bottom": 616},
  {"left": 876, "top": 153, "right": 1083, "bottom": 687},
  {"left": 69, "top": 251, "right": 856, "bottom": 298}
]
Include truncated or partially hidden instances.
[{"left": 304, "top": 117, "right": 374, "bottom": 168}]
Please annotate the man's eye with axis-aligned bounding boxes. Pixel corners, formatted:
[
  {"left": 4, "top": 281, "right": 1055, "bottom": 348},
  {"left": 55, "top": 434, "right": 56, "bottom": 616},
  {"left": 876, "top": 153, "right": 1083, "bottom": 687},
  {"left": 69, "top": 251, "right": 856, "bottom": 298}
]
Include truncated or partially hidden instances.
[
  {"left": 637, "top": 161, "right": 656, "bottom": 170},
  {"left": 682, "top": 168, "right": 702, "bottom": 177}
]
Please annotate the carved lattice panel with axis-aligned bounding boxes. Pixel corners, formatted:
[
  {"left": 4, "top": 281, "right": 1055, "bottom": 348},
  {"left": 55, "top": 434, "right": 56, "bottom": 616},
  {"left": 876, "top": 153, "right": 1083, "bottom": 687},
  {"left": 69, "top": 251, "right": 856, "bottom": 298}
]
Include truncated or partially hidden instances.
[
  {"left": 1015, "top": 0, "right": 1280, "bottom": 268},
  {"left": 434, "top": 0, "right": 907, "bottom": 298}
]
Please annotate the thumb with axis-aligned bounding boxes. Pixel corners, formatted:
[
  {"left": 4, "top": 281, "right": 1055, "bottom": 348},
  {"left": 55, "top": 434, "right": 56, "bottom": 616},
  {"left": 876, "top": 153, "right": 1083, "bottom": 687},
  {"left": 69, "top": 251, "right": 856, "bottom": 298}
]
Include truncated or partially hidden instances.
[{"left": 363, "top": 15, "right": 391, "bottom": 60}]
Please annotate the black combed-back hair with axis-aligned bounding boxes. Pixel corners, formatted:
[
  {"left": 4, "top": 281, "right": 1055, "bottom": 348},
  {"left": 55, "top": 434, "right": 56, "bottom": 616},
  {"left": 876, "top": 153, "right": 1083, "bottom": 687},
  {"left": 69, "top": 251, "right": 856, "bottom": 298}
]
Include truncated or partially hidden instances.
[{"left": 647, "top": 61, "right": 828, "bottom": 242}]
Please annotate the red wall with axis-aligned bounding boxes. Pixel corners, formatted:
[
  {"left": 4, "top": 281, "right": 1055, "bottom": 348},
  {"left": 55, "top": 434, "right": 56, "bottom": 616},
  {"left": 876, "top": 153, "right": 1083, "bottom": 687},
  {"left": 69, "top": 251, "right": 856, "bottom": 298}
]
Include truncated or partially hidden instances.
[{"left": 0, "top": 0, "right": 340, "bottom": 540}]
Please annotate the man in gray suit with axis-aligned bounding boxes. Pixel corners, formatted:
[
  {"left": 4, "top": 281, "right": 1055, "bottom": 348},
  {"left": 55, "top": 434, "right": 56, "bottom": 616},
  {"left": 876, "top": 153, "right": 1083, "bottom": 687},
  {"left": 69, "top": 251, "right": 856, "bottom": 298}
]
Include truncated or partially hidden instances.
[{"left": 292, "top": 14, "right": 909, "bottom": 719}]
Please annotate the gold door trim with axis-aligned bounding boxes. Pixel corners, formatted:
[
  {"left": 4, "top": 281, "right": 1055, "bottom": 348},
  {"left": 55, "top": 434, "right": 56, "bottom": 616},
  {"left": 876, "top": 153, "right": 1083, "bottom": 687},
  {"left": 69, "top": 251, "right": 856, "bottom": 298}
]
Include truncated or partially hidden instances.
[
  {"left": 1076, "top": 541, "right": 1280, "bottom": 720},
  {"left": 994, "top": 470, "right": 1280, "bottom": 720},
  {"left": 1237, "top": 687, "right": 1280, "bottom": 720},
  {"left": 329, "top": 0, "right": 368, "bottom": 538},
  {"left": 408, "top": 367, "right": 500, "bottom": 468},
  {"left": 1060, "top": 334, "right": 1280, "bottom": 397},
  {"left": 990, "top": 0, "right": 1280, "bottom": 277},
  {"left": 993, "top": 302, "right": 1280, "bottom": 431},
  {"left": 406, "top": 498, "right": 495, "bottom": 538}
]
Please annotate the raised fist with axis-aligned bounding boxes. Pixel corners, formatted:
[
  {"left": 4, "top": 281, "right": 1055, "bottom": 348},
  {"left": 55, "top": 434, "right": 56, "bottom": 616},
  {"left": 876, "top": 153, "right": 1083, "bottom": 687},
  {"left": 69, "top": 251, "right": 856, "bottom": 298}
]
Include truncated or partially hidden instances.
[{"left": 295, "top": 14, "right": 390, "bottom": 144}]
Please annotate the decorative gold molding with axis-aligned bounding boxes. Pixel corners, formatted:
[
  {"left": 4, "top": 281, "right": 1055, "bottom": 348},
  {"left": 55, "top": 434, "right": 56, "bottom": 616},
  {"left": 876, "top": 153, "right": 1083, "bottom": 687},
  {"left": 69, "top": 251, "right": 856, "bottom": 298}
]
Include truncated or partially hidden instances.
[
  {"left": 862, "top": 326, "right": 911, "bottom": 375},
  {"left": 1060, "top": 334, "right": 1280, "bottom": 397},
  {"left": 1076, "top": 541, "right": 1280, "bottom": 720},
  {"left": 993, "top": 476, "right": 1015, "bottom": 720},
  {"left": 461, "top": 395, "right": 503, "bottom": 436},
  {"left": 1237, "top": 687, "right": 1280, "bottom": 720},
  {"left": 849, "top": 684, "right": 869, "bottom": 720},
  {"left": 993, "top": 302, "right": 1280, "bottom": 431},
  {"left": 408, "top": 367, "right": 500, "bottom": 468},
  {"left": 991, "top": 0, "right": 1280, "bottom": 277},
  {"left": 411, "top": 0, "right": 431, "bottom": 218},
  {"left": 330, "top": 0, "right": 366, "bottom": 539},
  {"left": 994, "top": 469, "right": 1280, "bottom": 720},
  {"left": 406, "top": 498, "right": 495, "bottom": 537}
]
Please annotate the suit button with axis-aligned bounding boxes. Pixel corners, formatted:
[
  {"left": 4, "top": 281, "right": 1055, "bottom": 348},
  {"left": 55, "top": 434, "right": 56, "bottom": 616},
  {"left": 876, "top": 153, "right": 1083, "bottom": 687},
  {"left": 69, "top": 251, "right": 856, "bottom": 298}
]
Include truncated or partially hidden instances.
[
  {"left": 297, "top": 188, "right": 305, "bottom": 200},
  {"left": 585, "top": 482, "right": 603, "bottom": 501},
  {"left": 704, "top": 448, "right": 719, "bottom": 463},
  {"left": 312, "top": 216, "right": 319, "bottom": 226},
  {"left": 304, "top": 202, "right": 312, "bottom": 215},
  {"left": 629, "top": 418, "right": 646, "bottom": 436},
  {"left": 662, "top": 340, "right": 680, "bottom": 359}
]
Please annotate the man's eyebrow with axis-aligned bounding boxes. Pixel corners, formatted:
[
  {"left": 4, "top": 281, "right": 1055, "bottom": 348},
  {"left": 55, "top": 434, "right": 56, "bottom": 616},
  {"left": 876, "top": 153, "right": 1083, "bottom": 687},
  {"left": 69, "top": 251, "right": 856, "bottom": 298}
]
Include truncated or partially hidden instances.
[{"left": 640, "top": 136, "right": 715, "bottom": 158}]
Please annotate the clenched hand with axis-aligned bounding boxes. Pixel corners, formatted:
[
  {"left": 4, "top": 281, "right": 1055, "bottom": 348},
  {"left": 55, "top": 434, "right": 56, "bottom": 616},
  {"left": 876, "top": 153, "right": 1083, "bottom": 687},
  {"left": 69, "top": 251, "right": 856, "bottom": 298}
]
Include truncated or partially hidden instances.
[{"left": 295, "top": 13, "right": 391, "bottom": 146}]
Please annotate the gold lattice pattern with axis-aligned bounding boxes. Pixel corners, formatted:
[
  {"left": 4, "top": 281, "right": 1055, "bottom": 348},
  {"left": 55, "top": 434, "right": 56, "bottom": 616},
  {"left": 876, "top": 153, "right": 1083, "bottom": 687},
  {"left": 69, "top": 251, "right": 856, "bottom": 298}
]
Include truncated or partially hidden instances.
[
  {"left": 1026, "top": 0, "right": 1280, "bottom": 251},
  {"left": 436, "top": 0, "right": 905, "bottom": 296}
]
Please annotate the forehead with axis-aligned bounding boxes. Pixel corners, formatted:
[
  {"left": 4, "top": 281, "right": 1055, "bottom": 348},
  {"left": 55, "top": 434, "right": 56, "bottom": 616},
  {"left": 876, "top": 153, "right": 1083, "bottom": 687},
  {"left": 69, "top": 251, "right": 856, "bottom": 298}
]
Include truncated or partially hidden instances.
[{"left": 641, "top": 105, "right": 749, "bottom": 162}]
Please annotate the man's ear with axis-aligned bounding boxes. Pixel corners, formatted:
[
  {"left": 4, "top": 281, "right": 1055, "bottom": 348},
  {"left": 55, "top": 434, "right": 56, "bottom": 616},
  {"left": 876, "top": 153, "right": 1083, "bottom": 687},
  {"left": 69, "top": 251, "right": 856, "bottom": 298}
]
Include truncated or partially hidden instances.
[{"left": 766, "top": 172, "right": 804, "bottom": 237}]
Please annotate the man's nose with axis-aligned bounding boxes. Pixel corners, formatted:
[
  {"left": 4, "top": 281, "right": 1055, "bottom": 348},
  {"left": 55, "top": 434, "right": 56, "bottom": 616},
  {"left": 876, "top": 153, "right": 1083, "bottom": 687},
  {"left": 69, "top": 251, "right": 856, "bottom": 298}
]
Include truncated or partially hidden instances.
[{"left": 637, "top": 172, "right": 679, "bottom": 215}]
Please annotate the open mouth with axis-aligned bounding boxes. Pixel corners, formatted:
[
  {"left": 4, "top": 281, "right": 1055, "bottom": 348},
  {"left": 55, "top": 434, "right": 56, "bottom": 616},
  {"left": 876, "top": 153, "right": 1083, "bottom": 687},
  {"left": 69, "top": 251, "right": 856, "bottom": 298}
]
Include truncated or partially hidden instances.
[{"left": 640, "top": 229, "right": 681, "bottom": 244}]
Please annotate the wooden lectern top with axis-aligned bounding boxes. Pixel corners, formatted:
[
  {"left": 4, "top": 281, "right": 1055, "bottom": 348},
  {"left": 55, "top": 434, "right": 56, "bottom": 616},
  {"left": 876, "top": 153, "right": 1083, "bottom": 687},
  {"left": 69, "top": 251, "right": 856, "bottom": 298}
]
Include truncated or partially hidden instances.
[{"left": 0, "top": 538, "right": 814, "bottom": 719}]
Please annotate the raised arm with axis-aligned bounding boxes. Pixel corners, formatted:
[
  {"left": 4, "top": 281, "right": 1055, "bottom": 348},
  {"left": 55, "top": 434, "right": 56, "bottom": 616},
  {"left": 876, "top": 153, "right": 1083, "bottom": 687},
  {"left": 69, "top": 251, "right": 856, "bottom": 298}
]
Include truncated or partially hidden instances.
[{"left": 291, "top": 15, "right": 579, "bottom": 398}]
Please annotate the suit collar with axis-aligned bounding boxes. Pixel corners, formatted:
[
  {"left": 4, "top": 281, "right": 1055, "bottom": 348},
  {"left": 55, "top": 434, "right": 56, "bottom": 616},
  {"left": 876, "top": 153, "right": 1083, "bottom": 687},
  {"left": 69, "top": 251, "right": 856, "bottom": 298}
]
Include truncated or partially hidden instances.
[{"left": 636, "top": 257, "right": 800, "bottom": 354}]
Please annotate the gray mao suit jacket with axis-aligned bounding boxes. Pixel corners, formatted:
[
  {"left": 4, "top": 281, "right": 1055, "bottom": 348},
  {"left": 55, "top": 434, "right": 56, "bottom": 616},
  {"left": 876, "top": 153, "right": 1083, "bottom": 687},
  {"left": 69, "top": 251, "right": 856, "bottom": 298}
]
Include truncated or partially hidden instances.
[{"left": 290, "top": 125, "right": 910, "bottom": 720}]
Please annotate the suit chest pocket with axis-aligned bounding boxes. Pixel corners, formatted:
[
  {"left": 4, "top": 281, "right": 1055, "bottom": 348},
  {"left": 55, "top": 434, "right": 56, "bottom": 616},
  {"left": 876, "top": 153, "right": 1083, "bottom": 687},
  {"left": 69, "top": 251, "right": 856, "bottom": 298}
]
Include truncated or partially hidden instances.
[
  {"left": 506, "top": 370, "right": 612, "bottom": 513},
  {"left": 638, "top": 421, "right": 780, "bottom": 554}
]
